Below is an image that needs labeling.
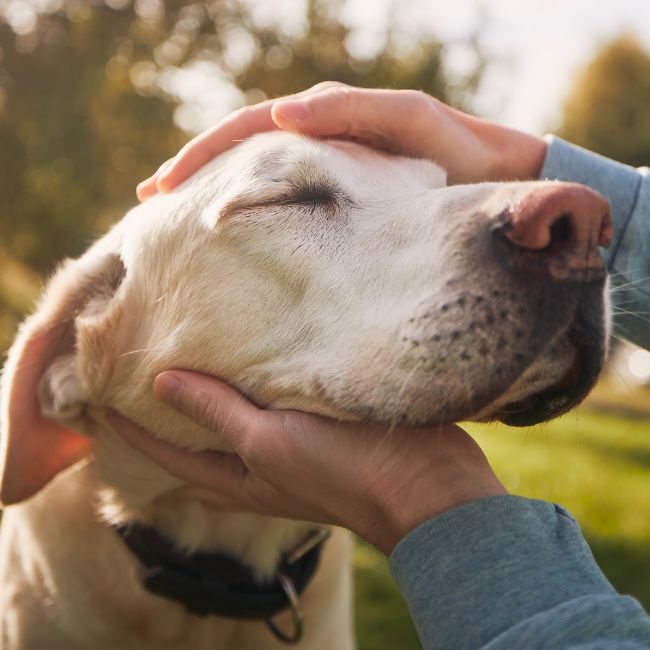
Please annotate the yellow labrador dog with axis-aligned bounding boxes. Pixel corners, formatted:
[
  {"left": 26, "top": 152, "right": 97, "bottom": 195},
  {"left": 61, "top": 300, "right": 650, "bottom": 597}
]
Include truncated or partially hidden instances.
[{"left": 0, "top": 132, "right": 611, "bottom": 649}]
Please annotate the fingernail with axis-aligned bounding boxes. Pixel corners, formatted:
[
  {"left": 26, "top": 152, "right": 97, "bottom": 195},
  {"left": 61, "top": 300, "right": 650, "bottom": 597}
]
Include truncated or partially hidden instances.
[
  {"left": 154, "top": 372, "right": 184, "bottom": 405},
  {"left": 136, "top": 180, "right": 151, "bottom": 199},
  {"left": 274, "top": 100, "right": 310, "bottom": 121},
  {"left": 156, "top": 159, "right": 176, "bottom": 185}
]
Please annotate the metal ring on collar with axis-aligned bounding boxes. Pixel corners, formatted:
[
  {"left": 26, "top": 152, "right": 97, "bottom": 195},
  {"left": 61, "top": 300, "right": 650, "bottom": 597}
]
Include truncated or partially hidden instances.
[{"left": 265, "top": 571, "right": 304, "bottom": 645}]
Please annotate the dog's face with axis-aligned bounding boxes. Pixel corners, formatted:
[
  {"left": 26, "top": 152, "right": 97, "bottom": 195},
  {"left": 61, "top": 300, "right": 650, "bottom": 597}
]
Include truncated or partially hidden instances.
[{"left": 1, "top": 132, "right": 610, "bottom": 506}]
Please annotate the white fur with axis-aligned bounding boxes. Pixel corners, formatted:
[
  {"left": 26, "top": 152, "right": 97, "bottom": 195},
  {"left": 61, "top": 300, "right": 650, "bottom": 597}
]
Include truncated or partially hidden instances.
[{"left": 0, "top": 133, "right": 609, "bottom": 649}]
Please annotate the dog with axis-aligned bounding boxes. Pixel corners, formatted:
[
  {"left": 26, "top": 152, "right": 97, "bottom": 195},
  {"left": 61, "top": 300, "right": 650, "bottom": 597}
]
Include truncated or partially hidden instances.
[{"left": 0, "top": 132, "right": 611, "bottom": 649}]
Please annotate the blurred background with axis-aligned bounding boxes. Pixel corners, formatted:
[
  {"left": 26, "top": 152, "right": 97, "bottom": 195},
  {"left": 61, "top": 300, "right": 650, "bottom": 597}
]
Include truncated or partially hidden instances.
[{"left": 1, "top": 0, "right": 649, "bottom": 647}]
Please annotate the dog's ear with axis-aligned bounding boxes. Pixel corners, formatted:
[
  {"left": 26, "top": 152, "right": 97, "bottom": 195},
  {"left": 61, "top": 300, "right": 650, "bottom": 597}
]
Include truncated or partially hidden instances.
[{"left": 0, "top": 252, "right": 126, "bottom": 505}]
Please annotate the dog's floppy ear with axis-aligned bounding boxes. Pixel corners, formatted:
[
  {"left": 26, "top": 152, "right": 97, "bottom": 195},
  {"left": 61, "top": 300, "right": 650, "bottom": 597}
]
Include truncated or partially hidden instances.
[{"left": 0, "top": 252, "right": 126, "bottom": 505}]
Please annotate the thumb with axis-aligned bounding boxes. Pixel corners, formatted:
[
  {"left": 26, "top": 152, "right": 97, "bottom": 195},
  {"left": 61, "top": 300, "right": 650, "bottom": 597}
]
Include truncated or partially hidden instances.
[
  {"left": 105, "top": 409, "right": 249, "bottom": 495},
  {"left": 153, "top": 371, "right": 344, "bottom": 463},
  {"left": 153, "top": 370, "right": 267, "bottom": 450}
]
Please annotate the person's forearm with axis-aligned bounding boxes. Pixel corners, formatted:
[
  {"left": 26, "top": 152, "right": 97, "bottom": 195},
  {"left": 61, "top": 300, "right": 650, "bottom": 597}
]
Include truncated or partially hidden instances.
[
  {"left": 540, "top": 137, "right": 650, "bottom": 351},
  {"left": 389, "top": 496, "right": 650, "bottom": 650}
]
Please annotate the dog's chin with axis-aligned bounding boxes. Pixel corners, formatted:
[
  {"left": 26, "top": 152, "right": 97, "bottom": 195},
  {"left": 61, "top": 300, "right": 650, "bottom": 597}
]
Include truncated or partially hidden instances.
[
  {"left": 489, "top": 362, "right": 583, "bottom": 426},
  {"left": 482, "top": 334, "right": 604, "bottom": 427}
]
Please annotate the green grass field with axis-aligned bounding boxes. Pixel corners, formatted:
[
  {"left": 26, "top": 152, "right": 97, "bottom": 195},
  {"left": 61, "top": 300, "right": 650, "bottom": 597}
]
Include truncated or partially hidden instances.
[{"left": 353, "top": 402, "right": 650, "bottom": 650}]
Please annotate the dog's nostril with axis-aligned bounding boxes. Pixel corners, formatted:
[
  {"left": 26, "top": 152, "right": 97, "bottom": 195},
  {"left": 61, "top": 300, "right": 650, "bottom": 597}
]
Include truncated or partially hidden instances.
[{"left": 545, "top": 214, "right": 573, "bottom": 253}]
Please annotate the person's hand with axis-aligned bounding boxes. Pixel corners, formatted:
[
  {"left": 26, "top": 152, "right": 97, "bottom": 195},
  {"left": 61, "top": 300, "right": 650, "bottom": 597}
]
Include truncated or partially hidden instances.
[
  {"left": 107, "top": 370, "right": 507, "bottom": 555},
  {"left": 136, "top": 82, "right": 548, "bottom": 200}
]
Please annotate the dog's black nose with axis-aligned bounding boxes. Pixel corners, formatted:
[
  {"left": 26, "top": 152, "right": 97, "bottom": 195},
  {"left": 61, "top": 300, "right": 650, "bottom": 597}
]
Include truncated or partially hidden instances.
[{"left": 494, "top": 183, "right": 612, "bottom": 280}]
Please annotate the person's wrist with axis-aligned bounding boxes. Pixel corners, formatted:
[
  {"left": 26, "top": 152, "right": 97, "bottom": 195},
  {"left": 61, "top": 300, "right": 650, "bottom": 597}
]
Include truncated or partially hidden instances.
[
  {"left": 485, "top": 123, "right": 548, "bottom": 181},
  {"left": 358, "top": 453, "right": 509, "bottom": 555},
  {"left": 426, "top": 99, "right": 546, "bottom": 184},
  {"left": 449, "top": 101, "right": 547, "bottom": 182},
  {"left": 377, "top": 489, "right": 508, "bottom": 555}
]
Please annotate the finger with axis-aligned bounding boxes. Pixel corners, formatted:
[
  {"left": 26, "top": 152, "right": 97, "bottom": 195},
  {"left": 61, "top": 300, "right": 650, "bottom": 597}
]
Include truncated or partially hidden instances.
[
  {"left": 153, "top": 370, "right": 338, "bottom": 466},
  {"left": 106, "top": 409, "right": 249, "bottom": 492},
  {"left": 155, "top": 105, "right": 278, "bottom": 193},
  {"left": 153, "top": 371, "right": 270, "bottom": 450},
  {"left": 136, "top": 158, "right": 175, "bottom": 201},
  {"left": 136, "top": 176, "right": 159, "bottom": 201},
  {"left": 155, "top": 82, "right": 345, "bottom": 193},
  {"left": 272, "top": 87, "right": 429, "bottom": 150}
]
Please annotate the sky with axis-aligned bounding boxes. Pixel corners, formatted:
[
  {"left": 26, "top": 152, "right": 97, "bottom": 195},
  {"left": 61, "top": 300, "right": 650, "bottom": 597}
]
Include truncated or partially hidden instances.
[
  {"left": 350, "top": 0, "right": 650, "bottom": 134},
  {"left": 6, "top": 0, "right": 650, "bottom": 135},
  {"left": 168, "top": 0, "right": 650, "bottom": 137}
]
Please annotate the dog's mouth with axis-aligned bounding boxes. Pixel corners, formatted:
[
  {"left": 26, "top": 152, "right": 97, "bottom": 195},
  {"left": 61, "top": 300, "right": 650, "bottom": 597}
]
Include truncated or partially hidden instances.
[
  {"left": 494, "top": 353, "right": 581, "bottom": 425},
  {"left": 492, "top": 322, "right": 604, "bottom": 426}
]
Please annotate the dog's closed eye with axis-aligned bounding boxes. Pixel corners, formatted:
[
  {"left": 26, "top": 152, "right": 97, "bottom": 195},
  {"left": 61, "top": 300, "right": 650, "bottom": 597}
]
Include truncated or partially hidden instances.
[
  {"left": 284, "top": 183, "right": 336, "bottom": 207},
  {"left": 219, "top": 179, "right": 353, "bottom": 220},
  {"left": 278, "top": 181, "right": 348, "bottom": 214}
]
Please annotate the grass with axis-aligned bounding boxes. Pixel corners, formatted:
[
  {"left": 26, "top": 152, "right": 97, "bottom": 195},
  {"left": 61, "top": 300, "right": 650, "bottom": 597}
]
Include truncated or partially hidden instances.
[
  {"left": 352, "top": 400, "right": 650, "bottom": 650},
  {"left": 354, "top": 540, "right": 422, "bottom": 649}
]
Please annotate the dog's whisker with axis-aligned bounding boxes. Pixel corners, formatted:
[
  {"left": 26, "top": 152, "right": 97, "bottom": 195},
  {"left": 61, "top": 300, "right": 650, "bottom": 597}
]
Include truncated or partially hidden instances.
[
  {"left": 609, "top": 332, "right": 631, "bottom": 347},
  {"left": 610, "top": 308, "right": 650, "bottom": 326},
  {"left": 118, "top": 348, "right": 159, "bottom": 358},
  {"left": 607, "top": 364, "right": 634, "bottom": 392},
  {"left": 116, "top": 328, "right": 182, "bottom": 359},
  {"left": 372, "top": 358, "right": 425, "bottom": 460},
  {"left": 611, "top": 297, "right": 648, "bottom": 306},
  {"left": 609, "top": 275, "right": 650, "bottom": 292},
  {"left": 611, "top": 308, "right": 650, "bottom": 315}
]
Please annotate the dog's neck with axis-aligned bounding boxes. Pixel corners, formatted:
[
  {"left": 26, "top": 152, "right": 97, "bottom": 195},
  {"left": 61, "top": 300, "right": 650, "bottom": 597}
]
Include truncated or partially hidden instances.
[
  {"left": 113, "top": 485, "right": 314, "bottom": 581},
  {"left": 85, "top": 421, "right": 315, "bottom": 581}
]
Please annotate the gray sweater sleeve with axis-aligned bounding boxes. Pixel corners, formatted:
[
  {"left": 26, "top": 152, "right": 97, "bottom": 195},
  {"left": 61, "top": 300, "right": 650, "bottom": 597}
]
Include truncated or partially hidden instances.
[
  {"left": 540, "top": 136, "right": 650, "bottom": 350},
  {"left": 389, "top": 495, "right": 650, "bottom": 649}
]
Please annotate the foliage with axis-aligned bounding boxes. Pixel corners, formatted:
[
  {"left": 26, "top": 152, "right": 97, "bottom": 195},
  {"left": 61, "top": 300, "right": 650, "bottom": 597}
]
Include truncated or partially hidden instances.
[
  {"left": 354, "top": 540, "right": 421, "bottom": 649},
  {"left": 557, "top": 36, "right": 650, "bottom": 167},
  {"left": 0, "top": 0, "right": 482, "bottom": 276},
  {"left": 0, "top": 248, "right": 41, "bottom": 352},
  {"left": 0, "top": 5, "right": 185, "bottom": 273}
]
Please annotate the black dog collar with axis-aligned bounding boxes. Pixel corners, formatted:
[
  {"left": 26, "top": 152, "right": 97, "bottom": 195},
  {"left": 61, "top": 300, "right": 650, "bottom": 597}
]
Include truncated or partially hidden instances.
[{"left": 114, "top": 523, "right": 329, "bottom": 644}]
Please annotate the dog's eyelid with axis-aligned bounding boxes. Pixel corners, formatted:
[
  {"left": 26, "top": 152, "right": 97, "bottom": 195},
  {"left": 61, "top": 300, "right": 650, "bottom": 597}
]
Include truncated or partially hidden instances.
[
  {"left": 218, "top": 182, "right": 353, "bottom": 219},
  {"left": 283, "top": 183, "right": 340, "bottom": 206}
]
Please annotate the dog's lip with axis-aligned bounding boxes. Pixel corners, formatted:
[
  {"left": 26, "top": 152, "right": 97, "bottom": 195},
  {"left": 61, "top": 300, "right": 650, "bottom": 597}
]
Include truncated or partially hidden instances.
[
  {"left": 494, "top": 337, "right": 595, "bottom": 427},
  {"left": 492, "top": 358, "right": 580, "bottom": 424}
]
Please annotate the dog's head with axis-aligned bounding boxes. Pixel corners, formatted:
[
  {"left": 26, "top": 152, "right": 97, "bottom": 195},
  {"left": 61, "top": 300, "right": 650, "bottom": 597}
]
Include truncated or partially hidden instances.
[{"left": 0, "top": 132, "right": 611, "bottom": 506}]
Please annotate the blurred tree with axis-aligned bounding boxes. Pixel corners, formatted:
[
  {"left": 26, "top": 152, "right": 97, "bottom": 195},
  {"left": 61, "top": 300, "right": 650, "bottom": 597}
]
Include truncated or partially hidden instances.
[
  {"left": 0, "top": 0, "right": 483, "bottom": 277},
  {"left": 557, "top": 35, "right": 650, "bottom": 168},
  {"left": 0, "top": 3, "right": 185, "bottom": 272}
]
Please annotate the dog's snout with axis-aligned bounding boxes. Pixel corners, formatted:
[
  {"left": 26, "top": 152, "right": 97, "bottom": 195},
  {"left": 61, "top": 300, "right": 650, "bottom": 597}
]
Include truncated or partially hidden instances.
[{"left": 495, "top": 183, "right": 612, "bottom": 280}]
